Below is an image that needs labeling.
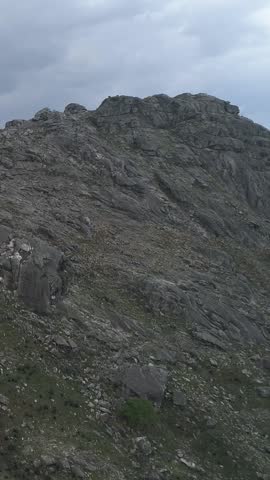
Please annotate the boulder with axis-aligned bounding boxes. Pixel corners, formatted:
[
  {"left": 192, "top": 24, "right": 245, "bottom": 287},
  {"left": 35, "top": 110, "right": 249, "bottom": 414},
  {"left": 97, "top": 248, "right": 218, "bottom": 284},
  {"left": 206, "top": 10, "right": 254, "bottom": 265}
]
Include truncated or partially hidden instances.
[
  {"left": 18, "top": 239, "right": 65, "bottom": 314},
  {"left": 173, "top": 390, "right": 187, "bottom": 408},
  {"left": 256, "top": 387, "right": 270, "bottom": 398},
  {"left": 0, "top": 225, "right": 11, "bottom": 244},
  {"left": 33, "top": 108, "right": 52, "bottom": 121},
  {"left": 5, "top": 119, "right": 25, "bottom": 128},
  {"left": 121, "top": 365, "right": 168, "bottom": 404},
  {"left": 0, "top": 394, "right": 9, "bottom": 405},
  {"left": 135, "top": 436, "right": 152, "bottom": 456},
  {"left": 262, "top": 358, "right": 270, "bottom": 370},
  {"left": 64, "top": 103, "right": 87, "bottom": 114}
]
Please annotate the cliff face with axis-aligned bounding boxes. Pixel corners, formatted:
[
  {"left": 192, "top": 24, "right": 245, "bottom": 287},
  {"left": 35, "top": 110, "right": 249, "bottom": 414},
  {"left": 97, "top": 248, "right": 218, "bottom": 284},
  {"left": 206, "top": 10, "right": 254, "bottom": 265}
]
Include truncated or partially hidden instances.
[{"left": 0, "top": 93, "right": 269, "bottom": 479}]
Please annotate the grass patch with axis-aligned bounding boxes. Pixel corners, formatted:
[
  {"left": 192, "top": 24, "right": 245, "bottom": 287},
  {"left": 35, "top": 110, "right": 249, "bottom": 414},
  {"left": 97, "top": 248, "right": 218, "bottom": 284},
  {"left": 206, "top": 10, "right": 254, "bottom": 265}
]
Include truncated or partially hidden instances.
[{"left": 119, "top": 398, "right": 158, "bottom": 429}]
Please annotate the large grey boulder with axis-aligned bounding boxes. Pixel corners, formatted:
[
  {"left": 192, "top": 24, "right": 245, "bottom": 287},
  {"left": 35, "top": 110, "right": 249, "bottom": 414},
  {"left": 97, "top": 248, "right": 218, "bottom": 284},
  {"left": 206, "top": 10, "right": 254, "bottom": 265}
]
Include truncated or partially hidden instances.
[
  {"left": 120, "top": 365, "right": 168, "bottom": 404},
  {"left": 257, "top": 387, "right": 270, "bottom": 398},
  {"left": 5, "top": 119, "right": 25, "bottom": 129},
  {"left": 33, "top": 108, "right": 52, "bottom": 121},
  {"left": 262, "top": 358, "right": 270, "bottom": 370},
  {"left": 64, "top": 103, "right": 87, "bottom": 114},
  {"left": 0, "top": 225, "right": 11, "bottom": 244},
  {"left": 141, "top": 277, "right": 187, "bottom": 316},
  {"left": 18, "top": 240, "right": 65, "bottom": 314}
]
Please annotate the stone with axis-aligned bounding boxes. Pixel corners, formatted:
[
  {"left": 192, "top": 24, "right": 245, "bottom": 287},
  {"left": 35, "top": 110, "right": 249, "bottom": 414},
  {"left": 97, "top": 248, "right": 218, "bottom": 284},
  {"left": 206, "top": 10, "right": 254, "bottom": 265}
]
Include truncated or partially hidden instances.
[
  {"left": 142, "top": 277, "right": 186, "bottom": 316},
  {"left": 192, "top": 329, "right": 227, "bottom": 350},
  {"left": 146, "top": 470, "right": 169, "bottom": 480},
  {"left": 5, "top": 119, "right": 25, "bottom": 128},
  {"left": 262, "top": 358, "right": 270, "bottom": 370},
  {"left": 0, "top": 225, "right": 11, "bottom": 243},
  {"left": 153, "top": 349, "right": 177, "bottom": 364},
  {"left": 121, "top": 365, "right": 168, "bottom": 404},
  {"left": 10, "top": 252, "right": 22, "bottom": 289},
  {"left": 144, "top": 473, "right": 163, "bottom": 480},
  {"left": 40, "top": 455, "right": 57, "bottom": 467},
  {"left": 256, "top": 387, "right": 270, "bottom": 398},
  {"left": 52, "top": 335, "right": 70, "bottom": 348},
  {"left": 1, "top": 158, "right": 13, "bottom": 169},
  {"left": 19, "top": 243, "right": 32, "bottom": 253},
  {"left": 64, "top": 103, "right": 87, "bottom": 114},
  {"left": 0, "top": 394, "right": 9, "bottom": 405},
  {"left": 173, "top": 390, "right": 187, "bottom": 408},
  {"left": 33, "top": 108, "right": 52, "bottom": 121},
  {"left": 135, "top": 436, "right": 152, "bottom": 456},
  {"left": 179, "top": 457, "right": 204, "bottom": 473},
  {"left": 17, "top": 239, "right": 65, "bottom": 314},
  {"left": 68, "top": 339, "right": 79, "bottom": 349},
  {"left": 71, "top": 465, "right": 85, "bottom": 478},
  {"left": 206, "top": 417, "right": 217, "bottom": 429},
  {"left": 0, "top": 256, "right": 11, "bottom": 272},
  {"left": 59, "top": 458, "right": 71, "bottom": 470}
]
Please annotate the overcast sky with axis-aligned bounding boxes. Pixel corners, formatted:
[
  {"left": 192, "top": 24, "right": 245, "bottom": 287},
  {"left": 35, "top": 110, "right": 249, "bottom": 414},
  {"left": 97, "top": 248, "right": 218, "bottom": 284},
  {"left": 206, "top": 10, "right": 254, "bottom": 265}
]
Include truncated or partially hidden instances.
[{"left": 0, "top": 0, "right": 269, "bottom": 127}]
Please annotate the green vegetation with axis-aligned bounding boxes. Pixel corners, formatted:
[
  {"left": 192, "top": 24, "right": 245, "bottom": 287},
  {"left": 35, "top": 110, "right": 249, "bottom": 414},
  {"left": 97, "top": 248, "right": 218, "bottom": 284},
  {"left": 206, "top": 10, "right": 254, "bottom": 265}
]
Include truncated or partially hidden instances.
[{"left": 119, "top": 398, "right": 158, "bottom": 429}]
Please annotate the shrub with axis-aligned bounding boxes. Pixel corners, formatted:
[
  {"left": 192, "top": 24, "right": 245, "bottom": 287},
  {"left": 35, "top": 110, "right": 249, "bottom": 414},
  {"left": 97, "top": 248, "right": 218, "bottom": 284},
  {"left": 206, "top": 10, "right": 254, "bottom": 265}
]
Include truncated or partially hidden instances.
[{"left": 119, "top": 398, "right": 158, "bottom": 428}]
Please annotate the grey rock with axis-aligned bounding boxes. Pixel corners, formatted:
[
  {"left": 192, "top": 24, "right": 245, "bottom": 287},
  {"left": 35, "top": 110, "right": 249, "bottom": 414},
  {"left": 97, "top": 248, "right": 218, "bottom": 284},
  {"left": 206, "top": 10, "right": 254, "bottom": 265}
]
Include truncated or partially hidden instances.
[
  {"left": 33, "top": 108, "right": 52, "bottom": 121},
  {"left": 0, "top": 257, "right": 12, "bottom": 272},
  {"left": 142, "top": 277, "right": 186, "bottom": 316},
  {"left": 256, "top": 387, "right": 270, "bottom": 398},
  {"left": 195, "top": 210, "right": 227, "bottom": 237},
  {"left": 59, "top": 458, "right": 71, "bottom": 470},
  {"left": 18, "top": 239, "right": 64, "bottom": 314},
  {"left": 19, "top": 242, "right": 32, "bottom": 253},
  {"left": 153, "top": 348, "right": 177, "bottom": 364},
  {"left": 135, "top": 436, "right": 152, "bottom": 455},
  {"left": 68, "top": 338, "right": 79, "bottom": 350},
  {"left": 5, "top": 119, "right": 25, "bottom": 128},
  {"left": 192, "top": 329, "right": 227, "bottom": 350},
  {"left": 71, "top": 465, "right": 85, "bottom": 478},
  {"left": 10, "top": 252, "right": 22, "bottom": 290},
  {"left": 262, "top": 358, "right": 270, "bottom": 370},
  {"left": 52, "top": 335, "right": 70, "bottom": 348},
  {"left": 33, "top": 459, "right": 42, "bottom": 469},
  {"left": 40, "top": 455, "right": 57, "bottom": 467},
  {"left": 0, "top": 157, "right": 13, "bottom": 169},
  {"left": 173, "top": 390, "right": 187, "bottom": 408},
  {"left": 64, "top": 103, "right": 87, "bottom": 114},
  {"left": 144, "top": 471, "right": 168, "bottom": 480},
  {"left": 0, "top": 225, "right": 11, "bottom": 244},
  {"left": 0, "top": 394, "right": 9, "bottom": 405},
  {"left": 206, "top": 417, "right": 218, "bottom": 429},
  {"left": 121, "top": 365, "right": 168, "bottom": 404}
]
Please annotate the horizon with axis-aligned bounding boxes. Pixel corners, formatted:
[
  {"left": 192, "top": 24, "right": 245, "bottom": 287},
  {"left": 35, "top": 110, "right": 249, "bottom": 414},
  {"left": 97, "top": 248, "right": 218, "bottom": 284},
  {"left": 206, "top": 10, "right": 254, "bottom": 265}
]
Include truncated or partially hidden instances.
[{"left": 1, "top": 91, "right": 269, "bottom": 131}]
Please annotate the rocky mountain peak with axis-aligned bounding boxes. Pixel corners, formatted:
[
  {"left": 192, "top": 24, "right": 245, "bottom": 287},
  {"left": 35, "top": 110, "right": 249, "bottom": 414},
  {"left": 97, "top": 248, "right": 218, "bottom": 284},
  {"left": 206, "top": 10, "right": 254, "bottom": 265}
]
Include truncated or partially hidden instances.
[{"left": 0, "top": 93, "right": 269, "bottom": 480}]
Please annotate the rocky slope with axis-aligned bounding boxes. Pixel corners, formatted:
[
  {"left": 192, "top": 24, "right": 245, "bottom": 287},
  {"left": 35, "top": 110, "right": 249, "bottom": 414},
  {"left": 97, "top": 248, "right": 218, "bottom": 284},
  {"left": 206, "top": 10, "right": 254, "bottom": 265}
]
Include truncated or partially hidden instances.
[{"left": 0, "top": 93, "right": 269, "bottom": 480}]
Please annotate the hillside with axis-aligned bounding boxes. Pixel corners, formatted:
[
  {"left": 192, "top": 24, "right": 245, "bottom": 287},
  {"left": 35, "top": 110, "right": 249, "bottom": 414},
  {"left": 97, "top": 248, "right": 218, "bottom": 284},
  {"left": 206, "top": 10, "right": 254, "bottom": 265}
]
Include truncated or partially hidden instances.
[{"left": 0, "top": 93, "right": 269, "bottom": 479}]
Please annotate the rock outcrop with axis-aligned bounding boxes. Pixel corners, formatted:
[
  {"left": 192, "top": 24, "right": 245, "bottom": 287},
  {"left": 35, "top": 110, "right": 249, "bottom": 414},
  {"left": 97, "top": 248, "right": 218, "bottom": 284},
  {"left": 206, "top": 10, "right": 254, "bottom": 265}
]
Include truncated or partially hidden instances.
[{"left": 0, "top": 92, "right": 270, "bottom": 480}]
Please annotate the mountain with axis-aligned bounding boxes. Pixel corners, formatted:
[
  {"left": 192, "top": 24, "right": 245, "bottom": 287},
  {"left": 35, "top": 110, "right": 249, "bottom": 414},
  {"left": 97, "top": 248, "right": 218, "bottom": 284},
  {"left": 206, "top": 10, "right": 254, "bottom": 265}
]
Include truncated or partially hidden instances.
[{"left": 0, "top": 93, "right": 269, "bottom": 480}]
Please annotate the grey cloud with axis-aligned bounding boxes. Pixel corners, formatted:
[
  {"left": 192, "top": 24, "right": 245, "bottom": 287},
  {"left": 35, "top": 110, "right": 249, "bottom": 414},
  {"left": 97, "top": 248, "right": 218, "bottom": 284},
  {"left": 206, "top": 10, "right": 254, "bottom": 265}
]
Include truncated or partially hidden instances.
[{"left": 0, "top": 0, "right": 269, "bottom": 127}]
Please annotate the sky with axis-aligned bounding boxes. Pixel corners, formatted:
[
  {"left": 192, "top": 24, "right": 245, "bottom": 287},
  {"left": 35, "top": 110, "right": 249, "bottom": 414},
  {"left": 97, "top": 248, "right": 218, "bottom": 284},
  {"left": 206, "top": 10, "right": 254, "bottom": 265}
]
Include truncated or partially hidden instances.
[{"left": 0, "top": 0, "right": 269, "bottom": 127}]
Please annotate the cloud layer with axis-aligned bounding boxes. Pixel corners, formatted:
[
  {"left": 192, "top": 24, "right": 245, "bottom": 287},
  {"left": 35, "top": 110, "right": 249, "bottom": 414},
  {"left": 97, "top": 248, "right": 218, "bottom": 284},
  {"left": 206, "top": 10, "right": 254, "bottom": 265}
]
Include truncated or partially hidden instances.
[{"left": 0, "top": 0, "right": 269, "bottom": 126}]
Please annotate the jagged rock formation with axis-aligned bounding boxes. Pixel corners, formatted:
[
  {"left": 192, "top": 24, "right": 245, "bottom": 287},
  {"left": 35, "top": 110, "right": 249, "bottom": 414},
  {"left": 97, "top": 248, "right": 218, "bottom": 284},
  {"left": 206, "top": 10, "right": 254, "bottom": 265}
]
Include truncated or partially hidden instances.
[{"left": 0, "top": 93, "right": 269, "bottom": 479}]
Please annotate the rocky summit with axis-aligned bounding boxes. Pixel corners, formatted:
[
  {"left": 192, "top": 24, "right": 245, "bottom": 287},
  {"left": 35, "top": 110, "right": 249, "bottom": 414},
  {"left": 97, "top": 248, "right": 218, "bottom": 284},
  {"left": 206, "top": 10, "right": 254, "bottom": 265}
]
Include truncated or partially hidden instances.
[{"left": 0, "top": 92, "right": 270, "bottom": 480}]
